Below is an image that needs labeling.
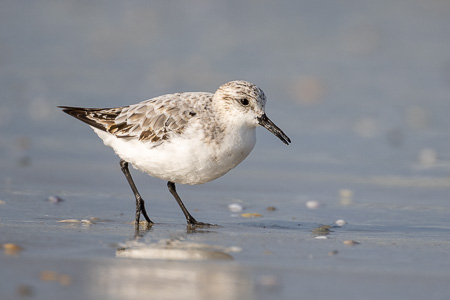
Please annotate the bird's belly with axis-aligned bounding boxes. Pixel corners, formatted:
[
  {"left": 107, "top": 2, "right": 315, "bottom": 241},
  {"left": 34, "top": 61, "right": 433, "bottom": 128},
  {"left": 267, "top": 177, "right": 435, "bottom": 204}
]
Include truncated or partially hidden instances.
[{"left": 94, "top": 128, "right": 256, "bottom": 185}]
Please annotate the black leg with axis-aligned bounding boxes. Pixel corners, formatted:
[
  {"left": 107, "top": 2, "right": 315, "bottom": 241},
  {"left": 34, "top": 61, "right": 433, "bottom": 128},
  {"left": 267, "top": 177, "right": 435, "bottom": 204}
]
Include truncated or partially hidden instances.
[
  {"left": 119, "top": 159, "right": 153, "bottom": 225},
  {"left": 167, "top": 181, "right": 214, "bottom": 227}
]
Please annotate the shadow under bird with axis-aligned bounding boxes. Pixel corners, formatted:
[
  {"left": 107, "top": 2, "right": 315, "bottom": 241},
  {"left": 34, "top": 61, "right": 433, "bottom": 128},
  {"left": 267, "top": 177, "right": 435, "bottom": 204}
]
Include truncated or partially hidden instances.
[{"left": 59, "top": 80, "right": 290, "bottom": 227}]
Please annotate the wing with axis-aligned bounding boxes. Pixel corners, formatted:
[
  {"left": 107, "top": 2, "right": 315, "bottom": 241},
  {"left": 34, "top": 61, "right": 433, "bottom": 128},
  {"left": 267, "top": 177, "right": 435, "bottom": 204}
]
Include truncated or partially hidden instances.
[
  {"left": 112, "top": 94, "right": 200, "bottom": 142},
  {"left": 58, "top": 106, "right": 122, "bottom": 132},
  {"left": 59, "top": 93, "right": 208, "bottom": 144}
]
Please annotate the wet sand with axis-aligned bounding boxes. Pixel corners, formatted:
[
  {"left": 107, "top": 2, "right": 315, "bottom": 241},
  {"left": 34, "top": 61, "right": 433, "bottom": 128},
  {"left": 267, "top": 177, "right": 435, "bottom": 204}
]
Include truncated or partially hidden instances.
[
  {"left": 2, "top": 162, "right": 450, "bottom": 299},
  {"left": 2, "top": 1, "right": 450, "bottom": 299}
]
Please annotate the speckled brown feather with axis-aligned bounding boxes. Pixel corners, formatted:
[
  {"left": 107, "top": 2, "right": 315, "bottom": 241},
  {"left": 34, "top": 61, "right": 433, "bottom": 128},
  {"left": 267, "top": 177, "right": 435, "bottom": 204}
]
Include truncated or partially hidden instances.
[
  {"left": 58, "top": 93, "right": 202, "bottom": 144},
  {"left": 58, "top": 106, "right": 121, "bottom": 132}
]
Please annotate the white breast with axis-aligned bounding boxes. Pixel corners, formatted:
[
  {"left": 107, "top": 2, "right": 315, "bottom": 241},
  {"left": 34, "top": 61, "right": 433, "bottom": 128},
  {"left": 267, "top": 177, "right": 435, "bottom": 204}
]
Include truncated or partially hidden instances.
[{"left": 93, "top": 124, "right": 256, "bottom": 185}]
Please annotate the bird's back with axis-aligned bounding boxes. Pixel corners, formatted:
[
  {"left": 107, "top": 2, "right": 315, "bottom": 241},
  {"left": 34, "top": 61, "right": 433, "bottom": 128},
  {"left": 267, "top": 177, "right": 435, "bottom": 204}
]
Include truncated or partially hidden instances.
[{"left": 59, "top": 92, "right": 213, "bottom": 145}]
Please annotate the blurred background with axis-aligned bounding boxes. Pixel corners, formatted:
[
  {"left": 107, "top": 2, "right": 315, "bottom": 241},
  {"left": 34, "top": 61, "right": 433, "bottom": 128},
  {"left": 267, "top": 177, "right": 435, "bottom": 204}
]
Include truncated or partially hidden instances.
[
  {"left": 1, "top": 0, "right": 449, "bottom": 210},
  {"left": 1, "top": 2, "right": 450, "bottom": 299}
]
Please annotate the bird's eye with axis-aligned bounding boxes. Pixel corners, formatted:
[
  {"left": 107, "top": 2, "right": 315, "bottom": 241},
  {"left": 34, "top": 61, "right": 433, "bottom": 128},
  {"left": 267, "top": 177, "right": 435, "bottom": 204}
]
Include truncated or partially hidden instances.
[{"left": 240, "top": 98, "right": 249, "bottom": 106}]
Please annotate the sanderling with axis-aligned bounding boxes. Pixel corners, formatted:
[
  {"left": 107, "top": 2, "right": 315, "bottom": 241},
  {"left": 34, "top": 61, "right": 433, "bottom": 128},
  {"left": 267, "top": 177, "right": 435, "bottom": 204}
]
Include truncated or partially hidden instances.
[{"left": 59, "top": 80, "right": 290, "bottom": 226}]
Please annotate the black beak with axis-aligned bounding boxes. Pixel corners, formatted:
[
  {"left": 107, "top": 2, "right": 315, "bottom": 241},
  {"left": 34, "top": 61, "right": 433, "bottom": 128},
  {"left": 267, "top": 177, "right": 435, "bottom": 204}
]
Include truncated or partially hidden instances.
[{"left": 257, "top": 114, "right": 291, "bottom": 145}]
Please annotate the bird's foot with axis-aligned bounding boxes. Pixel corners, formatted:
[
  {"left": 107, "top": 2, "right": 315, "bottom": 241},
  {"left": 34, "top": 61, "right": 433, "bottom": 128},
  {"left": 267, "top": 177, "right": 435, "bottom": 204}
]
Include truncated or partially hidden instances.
[{"left": 186, "top": 218, "right": 217, "bottom": 228}]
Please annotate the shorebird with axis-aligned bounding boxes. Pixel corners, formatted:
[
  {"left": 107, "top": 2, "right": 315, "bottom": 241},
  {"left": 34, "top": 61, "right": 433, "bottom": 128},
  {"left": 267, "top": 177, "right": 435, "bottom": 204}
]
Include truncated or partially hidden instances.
[{"left": 59, "top": 80, "right": 290, "bottom": 226}]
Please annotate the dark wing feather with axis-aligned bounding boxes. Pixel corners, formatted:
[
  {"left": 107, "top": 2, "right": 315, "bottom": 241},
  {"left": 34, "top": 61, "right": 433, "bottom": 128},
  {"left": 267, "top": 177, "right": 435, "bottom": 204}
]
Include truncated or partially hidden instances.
[
  {"left": 58, "top": 93, "right": 205, "bottom": 144},
  {"left": 58, "top": 106, "right": 122, "bottom": 132}
]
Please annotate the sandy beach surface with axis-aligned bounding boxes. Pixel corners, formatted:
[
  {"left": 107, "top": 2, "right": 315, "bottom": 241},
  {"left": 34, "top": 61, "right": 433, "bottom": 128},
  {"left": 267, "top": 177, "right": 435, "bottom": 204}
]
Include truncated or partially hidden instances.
[{"left": 1, "top": 1, "right": 450, "bottom": 299}]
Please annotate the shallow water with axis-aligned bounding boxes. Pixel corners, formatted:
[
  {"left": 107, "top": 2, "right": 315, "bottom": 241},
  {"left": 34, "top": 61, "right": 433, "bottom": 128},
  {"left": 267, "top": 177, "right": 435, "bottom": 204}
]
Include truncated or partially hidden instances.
[{"left": 1, "top": 1, "right": 450, "bottom": 299}]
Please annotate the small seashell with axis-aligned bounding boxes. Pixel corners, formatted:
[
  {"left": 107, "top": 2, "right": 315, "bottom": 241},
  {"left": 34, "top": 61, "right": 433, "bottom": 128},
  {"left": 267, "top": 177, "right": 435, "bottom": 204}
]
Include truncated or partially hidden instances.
[
  {"left": 305, "top": 200, "right": 320, "bottom": 209},
  {"left": 240, "top": 213, "right": 263, "bottom": 218},
  {"left": 266, "top": 206, "right": 276, "bottom": 211},
  {"left": 335, "top": 219, "right": 346, "bottom": 226},
  {"left": 3, "top": 243, "right": 23, "bottom": 255},
  {"left": 343, "top": 240, "right": 360, "bottom": 246},
  {"left": 315, "top": 236, "right": 328, "bottom": 239},
  {"left": 228, "top": 203, "right": 243, "bottom": 213},
  {"left": 57, "top": 219, "right": 81, "bottom": 223}
]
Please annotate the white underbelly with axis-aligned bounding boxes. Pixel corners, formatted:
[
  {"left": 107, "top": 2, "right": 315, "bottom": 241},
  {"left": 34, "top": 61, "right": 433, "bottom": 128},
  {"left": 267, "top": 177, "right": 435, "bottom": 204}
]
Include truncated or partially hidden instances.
[{"left": 93, "top": 127, "right": 256, "bottom": 185}]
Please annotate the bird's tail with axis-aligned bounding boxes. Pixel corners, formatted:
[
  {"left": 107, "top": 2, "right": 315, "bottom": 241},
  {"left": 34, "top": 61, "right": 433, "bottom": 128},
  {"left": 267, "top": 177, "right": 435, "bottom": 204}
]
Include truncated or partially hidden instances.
[{"left": 58, "top": 106, "right": 122, "bottom": 132}]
